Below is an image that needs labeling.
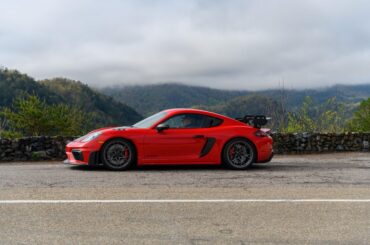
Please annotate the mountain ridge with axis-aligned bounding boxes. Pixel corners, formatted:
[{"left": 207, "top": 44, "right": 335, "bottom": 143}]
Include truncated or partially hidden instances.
[
  {"left": 0, "top": 69, "right": 142, "bottom": 128},
  {"left": 101, "top": 83, "right": 370, "bottom": 116}
]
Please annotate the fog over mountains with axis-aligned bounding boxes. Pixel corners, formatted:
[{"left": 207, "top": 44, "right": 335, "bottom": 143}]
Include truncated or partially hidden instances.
[{"left": 102, "top": 83, "right": 370, "bottom": 116}]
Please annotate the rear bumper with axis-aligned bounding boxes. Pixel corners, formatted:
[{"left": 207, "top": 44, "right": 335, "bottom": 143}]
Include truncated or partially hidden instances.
[
  {"left": 255, "top": 136, "right": 273, "bottom": 163},
  {"left": 257, "top": 151, "right": 274, "bottom": 163}
]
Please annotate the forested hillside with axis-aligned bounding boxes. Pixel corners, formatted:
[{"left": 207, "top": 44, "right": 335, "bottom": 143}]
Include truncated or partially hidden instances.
[
  {"left": 0, "top": 69, "right": 63, "bottom": 106},
  {"left": 1, "top": 68, "right": 369, "bottom": 136},
  {"left": 102, "top": 83, "right": 248, "bottom": 116},
  {"left": 102, "top": 83, "right": 370, "bottom": 116},
  {"left": 40, "top": 78, "right": 142, "bottom": 126},
  {"left": 0, "top": 69, "right": 142, "bottom": 128},
  {"left": 262, "top": 85, "right": 370, "bottom": 111},
  {"left": 196, "top": 94, "right": 284, "bottom": 129},
  {"left": 196, "top": 94, "right": 280, "bottom": 117}
]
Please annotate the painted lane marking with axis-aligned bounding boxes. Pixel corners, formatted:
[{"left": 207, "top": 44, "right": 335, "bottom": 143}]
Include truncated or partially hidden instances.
[{"left": 0, "top": 199, "right": 369, "bottom": 204}]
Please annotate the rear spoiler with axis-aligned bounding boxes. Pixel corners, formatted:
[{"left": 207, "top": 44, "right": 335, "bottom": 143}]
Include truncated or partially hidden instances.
[{"left": 235, "top": 115, "right": 270, "bottom": 128}]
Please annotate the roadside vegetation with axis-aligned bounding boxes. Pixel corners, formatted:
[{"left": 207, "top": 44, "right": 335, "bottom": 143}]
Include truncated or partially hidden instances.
[
  {"left": 0, "top": 94, "right": 90, "bottom": 137},
  {"left": 284, "top": 97, "right": 346, "bottom": 133},
  {"left": 1, "top": 92, "right": 368, "bottom": 138},
  {"left": 346, "top": 98, "right": 370, "bottom": 132},
  {"left": 0, "top": 68, "right": 143, "bottom": 135}
]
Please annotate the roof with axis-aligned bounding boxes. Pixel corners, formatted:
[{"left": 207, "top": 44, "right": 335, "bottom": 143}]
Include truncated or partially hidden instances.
[{"left": 163, "top": 108, "right": 233, "bottom": 121}]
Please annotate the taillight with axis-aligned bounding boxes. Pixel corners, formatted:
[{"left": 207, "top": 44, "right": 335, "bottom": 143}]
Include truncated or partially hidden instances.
[{"left": 254, "top": 130, "right": 268, "bottom": 138}]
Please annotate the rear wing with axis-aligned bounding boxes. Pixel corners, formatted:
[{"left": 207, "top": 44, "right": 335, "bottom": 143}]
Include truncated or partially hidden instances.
[{"left": 235, "top": 115, "right": 270, "bottom": 128}]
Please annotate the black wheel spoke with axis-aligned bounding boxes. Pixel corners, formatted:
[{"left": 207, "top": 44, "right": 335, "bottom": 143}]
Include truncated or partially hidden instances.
[
  {"left": 101, "top": 139, "right": 135, "bottom": 170},
  {"left": 106, "top": 143, "right": 131, "bottom": 166},
  {"left": 226, "top": 140, "right": 254, "bottom": 168}
]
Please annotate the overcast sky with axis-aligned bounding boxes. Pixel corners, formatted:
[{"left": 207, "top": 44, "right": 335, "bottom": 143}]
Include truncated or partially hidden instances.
[{"left": 1, "top": 0, "right": 370, "bottom": 90}]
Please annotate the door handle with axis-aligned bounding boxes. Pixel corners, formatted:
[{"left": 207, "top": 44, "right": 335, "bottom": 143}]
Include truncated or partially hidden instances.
[{"left": 193, "top": 135, "right": 205, "bottom": 139}]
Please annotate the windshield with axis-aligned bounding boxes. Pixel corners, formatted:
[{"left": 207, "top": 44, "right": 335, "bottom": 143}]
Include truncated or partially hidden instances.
[{"left": 133, "top": 111, "right": 168, "bottom": 128}]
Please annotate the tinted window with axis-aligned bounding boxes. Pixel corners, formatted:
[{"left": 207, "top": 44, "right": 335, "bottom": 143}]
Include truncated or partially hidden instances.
[
  {"left": 163, "top": 114, "right": 222, "bottom": 129},
  {"left": 203, "top": 115, "right": 222, "bottom": 127}
]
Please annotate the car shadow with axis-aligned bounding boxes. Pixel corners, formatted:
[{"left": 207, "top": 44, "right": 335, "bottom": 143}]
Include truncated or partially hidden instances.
[
  {"left": 248, "top": 164, "right": 308, "bottom": 171},
  {"left": 68, "top": 163, "right": 309, "bottom": 172},
  {"left": 69, "top": 164, "right": 222, "bottom": 172}
]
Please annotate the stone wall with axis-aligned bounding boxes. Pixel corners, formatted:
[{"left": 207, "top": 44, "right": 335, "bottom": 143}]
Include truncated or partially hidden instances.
[
  {"left": 0, "top": 133, "right": 369, "bottom": 162},
  {"left": 0, "top": 136, "right": 74, "bottom": 161},
  {"left": 272, "top": 132, "right": 370, "bottom": 154}
]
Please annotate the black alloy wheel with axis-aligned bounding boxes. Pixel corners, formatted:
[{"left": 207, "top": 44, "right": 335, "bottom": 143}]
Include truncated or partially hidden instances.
[
  {"left": 101, "top": 139, "right": 136, "bottom": 170},
  {"left": 222, "top": 138, "right": 255, "bottom": 169}
]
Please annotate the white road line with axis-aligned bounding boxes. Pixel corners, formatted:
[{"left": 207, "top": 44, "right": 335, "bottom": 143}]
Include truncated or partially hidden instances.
[{"left": 0, "top": 199, "right": 369, "bottom": 204}]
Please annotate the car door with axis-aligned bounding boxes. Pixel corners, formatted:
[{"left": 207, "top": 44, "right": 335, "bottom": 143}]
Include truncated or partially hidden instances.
[{"left": 142, "top": 114, "right": 210, "bottom": 164}]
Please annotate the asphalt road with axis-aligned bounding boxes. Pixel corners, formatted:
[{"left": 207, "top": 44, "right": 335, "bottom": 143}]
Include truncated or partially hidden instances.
[{"left": 0, "top": 153, "right": 369, "bottom": 244}]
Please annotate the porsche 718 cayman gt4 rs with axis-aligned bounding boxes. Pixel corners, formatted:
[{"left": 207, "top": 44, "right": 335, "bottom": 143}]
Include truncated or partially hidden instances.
[{"left": 65, "top": 108, "right": 273, "bottom": 170}]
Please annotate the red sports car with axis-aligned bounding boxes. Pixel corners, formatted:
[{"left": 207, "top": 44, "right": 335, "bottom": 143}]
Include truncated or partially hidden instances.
[{"left": 65, "top": 108, "right": 273, "bottom": 170}]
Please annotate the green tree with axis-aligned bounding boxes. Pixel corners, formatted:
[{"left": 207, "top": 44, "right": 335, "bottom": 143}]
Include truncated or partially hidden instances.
[
  {"left": 285, "top": 96, "right": 345, "bottom": 133},
  {"left": 347, "top": 98, "right": 370, "bottom": 132},
  {"left": 1, "top": 94, "right": 50, "bottom": 136},
  {"left": 0, "top": 94, "right": 90, "bottom": 137},
  {"left": 47, "top": 104, "right": 91, "bottom": 136}
]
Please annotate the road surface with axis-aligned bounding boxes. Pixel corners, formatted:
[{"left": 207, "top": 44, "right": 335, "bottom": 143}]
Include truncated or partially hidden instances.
[{"left": 0, "top": 153, "right": 369, "bottom": 244}]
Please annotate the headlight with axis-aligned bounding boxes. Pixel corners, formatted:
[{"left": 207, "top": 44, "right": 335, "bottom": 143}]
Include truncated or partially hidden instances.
[{"left": 81, "top": 132, "right": 102, "bottom": 142}]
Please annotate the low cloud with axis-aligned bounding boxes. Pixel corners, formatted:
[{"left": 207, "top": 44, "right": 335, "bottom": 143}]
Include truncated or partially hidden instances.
[{"left": 1, "top": 0, "right": 370, "bottom": 90}]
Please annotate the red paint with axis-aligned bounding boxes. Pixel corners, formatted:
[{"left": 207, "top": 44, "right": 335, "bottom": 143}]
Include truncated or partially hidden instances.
[{"left": 65, "top": 108, "right": 273, "bottom": 166}]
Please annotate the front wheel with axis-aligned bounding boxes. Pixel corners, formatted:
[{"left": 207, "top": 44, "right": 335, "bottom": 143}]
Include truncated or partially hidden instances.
[
  {"left": 101, "top": 139, "right": 136, "bottom": 171},
  {"left": 222, "top": 138, "right": 256, "bottom": 170}
]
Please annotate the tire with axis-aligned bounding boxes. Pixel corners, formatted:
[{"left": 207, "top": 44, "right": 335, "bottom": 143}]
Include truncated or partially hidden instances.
[
  {"left": 222, "top": 138, "right": 256, "bottom": 170},
  {"left": 101, "top": 138, "right": 136, "bottom": 171}
]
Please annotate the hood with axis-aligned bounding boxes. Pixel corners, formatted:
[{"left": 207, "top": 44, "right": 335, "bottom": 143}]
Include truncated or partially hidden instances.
[
  {"left": 74, "top": 126, "right": 131, "bottom": 142},
  {"left": 88, "top": 126, "right": 116, "bottom": 134},
  {"left": 89, "top": 126, "right": 135, "bottom": 133}
]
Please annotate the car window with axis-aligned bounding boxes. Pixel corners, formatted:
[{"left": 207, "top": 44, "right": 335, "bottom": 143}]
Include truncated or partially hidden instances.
[
  {"left": 162, "top": 114, "right": 222, "bottom": 129},
  {"left": 203, "top": 115, "right": 223, "bottom": 127},
  {"left": 133, "top": 111, "right": 168, "bottom": 128}
]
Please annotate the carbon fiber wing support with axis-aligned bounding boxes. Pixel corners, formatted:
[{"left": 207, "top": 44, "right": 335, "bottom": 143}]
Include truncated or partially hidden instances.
[{"left": 235, "top": 115, "right": 270, "bottom": 128}]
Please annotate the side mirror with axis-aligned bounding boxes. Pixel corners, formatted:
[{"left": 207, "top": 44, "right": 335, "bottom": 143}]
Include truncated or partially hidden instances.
[{"left": 156, "top": 124, "right": 169, "bottom": 132}]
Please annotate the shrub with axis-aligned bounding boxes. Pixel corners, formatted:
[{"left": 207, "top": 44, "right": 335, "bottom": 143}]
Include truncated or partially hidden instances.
[
  {"left": 285, "top": 96, "right": 345, "bottom": 133},
  {"left": 0, "top": 94, "right": 91, "bottom": 137},
  {"left": 347, "top": 98, "right": 370, "bottom": 132}
]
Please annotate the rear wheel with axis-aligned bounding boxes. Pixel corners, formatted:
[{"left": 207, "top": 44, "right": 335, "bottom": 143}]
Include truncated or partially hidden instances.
[
  {"left": 222, "top": 138, "right": 256, "bottom": 170},
  {"left": 101, "top": 139, "right": 136, "bottom": 171}
]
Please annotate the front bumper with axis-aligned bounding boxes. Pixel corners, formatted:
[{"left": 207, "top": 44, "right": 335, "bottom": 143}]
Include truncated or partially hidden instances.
[
  {"left": 65, "top": 139, "right": 102, "bottom": 166},
  {"left": 64, "top": 150, "right": 101, "bottom": 166},
  {"left": 65, "top": 148, "right": 89, "bottom": 165}
]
